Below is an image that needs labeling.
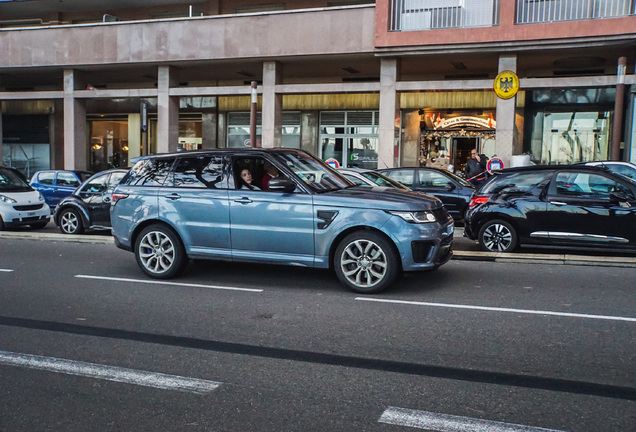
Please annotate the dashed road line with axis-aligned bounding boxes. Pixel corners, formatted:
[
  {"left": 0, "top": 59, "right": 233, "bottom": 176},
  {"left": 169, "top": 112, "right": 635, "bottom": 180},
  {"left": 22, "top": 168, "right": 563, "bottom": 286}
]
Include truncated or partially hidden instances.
[
  {"left": 0, "top": 269, "right": 14, "bottom": 272},
  {"left": 76, "top": 274, "right": 263, "bottom": 292},
  {"left": 379, "top": 407, "right": 567, "bottom": 432},
  {"left": 356, "top": 297, "right": 636, "bottom": 323},
  {"left": 0, "top": 350, "right": 220, "bottom": 395}
]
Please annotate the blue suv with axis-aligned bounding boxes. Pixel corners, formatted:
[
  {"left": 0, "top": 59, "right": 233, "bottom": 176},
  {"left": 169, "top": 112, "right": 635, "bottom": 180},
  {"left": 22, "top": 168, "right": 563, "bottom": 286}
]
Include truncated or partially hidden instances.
[{"left": 110, "top": 149, "right": 454, "bottom": 293}]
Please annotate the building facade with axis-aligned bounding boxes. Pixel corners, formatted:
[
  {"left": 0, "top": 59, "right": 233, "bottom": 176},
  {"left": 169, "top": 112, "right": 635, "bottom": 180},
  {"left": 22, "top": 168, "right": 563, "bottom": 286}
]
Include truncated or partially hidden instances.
[{"left": 0, "top": 0, "right": 634, "bottom": 178}]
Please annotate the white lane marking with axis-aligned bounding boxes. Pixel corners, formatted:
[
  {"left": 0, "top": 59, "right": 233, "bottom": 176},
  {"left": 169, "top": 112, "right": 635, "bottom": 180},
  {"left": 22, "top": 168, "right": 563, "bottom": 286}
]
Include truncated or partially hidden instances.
[
  {"left": 0, "top": 269, "right": 14, "bottom": 272},
  {"left": 0, "top": 350, "right": 220, "bottom": 395},
  {"left": 76, "top": 275, "right": 263, "bottom": 292},
  {"left": 356, "top": 297, "right": 636, "bottom": 323},
  {"left": 379, "top": 407, "right": 568, "bottom": 432}
]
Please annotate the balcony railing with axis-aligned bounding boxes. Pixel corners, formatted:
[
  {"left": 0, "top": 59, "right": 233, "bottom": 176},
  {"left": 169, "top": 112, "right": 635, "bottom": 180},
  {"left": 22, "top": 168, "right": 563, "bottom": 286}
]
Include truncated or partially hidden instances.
[
  {"left": 516, "top": 0, "right": 635, "bottom": 24},
  {"left": 389, "top": 0, "right": 500, "bottom": 31}
]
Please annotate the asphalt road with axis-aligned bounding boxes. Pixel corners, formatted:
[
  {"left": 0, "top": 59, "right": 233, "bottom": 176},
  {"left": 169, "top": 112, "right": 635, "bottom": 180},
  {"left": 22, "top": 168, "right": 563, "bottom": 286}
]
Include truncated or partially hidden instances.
[{"left": 0, "top": 236, "right": 635, "bottom": 431}]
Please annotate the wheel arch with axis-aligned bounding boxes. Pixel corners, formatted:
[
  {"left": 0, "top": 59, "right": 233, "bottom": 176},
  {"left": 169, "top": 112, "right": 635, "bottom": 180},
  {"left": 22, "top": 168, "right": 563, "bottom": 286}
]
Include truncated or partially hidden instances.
[
  {"left": 55, "top": 202, "right": 90, "bottom": 227},
  {"left": 130, "top": 219, "right": 183, "bottom": 253}
]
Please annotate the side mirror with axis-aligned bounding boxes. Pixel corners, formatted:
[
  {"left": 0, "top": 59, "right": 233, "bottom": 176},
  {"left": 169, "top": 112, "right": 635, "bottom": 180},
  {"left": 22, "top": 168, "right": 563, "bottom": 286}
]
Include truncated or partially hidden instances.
[{"left": 268, "top": 177, "right": 296, "bottom": 193}]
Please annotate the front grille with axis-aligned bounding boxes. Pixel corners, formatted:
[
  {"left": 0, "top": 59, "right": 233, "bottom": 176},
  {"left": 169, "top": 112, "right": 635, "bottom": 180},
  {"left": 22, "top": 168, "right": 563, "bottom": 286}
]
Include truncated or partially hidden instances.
[
  {"left": 412, "top": 241, "right": 434, "bottom": 263},
  {"left": 14, "top": 204, "right": 44, "bottom": 211},
  {"left": 12, "top": 216, "right": 41, "bottom": 223}
]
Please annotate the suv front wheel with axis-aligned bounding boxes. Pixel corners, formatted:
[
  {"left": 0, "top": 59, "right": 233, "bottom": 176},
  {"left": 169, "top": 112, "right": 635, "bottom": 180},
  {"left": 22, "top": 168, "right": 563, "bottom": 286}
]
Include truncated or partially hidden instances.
[
  {"left": 478, "top": 219, "right": 518, "bottom": 252},
  {"left": 135, "top": 224, "right": 187, "bottom": 279},
  {"left": 334, "top": 231, "right": 399, "bottom": 294}
]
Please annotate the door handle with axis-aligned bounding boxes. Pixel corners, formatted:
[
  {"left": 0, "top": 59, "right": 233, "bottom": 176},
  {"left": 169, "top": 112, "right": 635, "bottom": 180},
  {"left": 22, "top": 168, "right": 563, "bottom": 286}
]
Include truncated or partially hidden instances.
[
  {"left": 164, "top": 193, "right": 181, "bottom": 200},
  {"left": 550, "top": 201, "right": 567, "bottom": 206},
  {"left": 234, "top": 197, "right": 253, "bottom": 204}
]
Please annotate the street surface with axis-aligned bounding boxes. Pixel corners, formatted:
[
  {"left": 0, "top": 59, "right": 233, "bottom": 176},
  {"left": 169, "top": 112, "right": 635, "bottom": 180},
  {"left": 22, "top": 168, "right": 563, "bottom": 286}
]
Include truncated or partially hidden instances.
[{"left": 0, "top": 236, "right": 634, "bottom": 431}]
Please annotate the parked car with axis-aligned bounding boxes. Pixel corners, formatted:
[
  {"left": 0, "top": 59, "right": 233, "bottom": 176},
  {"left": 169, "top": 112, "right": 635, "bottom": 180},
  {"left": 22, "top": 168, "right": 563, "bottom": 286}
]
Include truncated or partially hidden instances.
[
  {"left": 0, "top": 165, "right": 50, "bottom": 230},
  {"left": 377, "top": 167, "right": 475, "bottom": 221},
  {"left": 110, "top": 149, "right": 454, "bottom": 294},
  {"left": 337, "top": 167, "right": 410, "bottom": 191},
  {"left": 464, "top": 165, "right": 636, "bottom": 253},
  {"left": 54, "top": 169, "right": 128, "bottom": 234},
  {"left": 579, "top": 161, "right": 636, "bottom": 181},
  {"left": 30, "top": 170, "right": 93, "bottom": 211}
]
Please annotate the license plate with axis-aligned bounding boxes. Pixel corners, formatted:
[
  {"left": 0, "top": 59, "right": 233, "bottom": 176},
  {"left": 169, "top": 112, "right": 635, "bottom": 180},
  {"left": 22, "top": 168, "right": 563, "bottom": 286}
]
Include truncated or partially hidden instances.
[
  {"left": 27, "top": 211, "right": 36, "bottom": 216},
  {"left": 446, "top": 223, "right": 454, "bottom": 236}
]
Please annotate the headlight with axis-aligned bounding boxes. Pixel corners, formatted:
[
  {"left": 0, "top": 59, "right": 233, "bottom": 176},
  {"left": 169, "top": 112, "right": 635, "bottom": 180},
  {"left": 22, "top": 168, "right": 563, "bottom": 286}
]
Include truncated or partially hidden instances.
[
  {"left": 38, "top": 193, "right": 45, "bottom": 202},
  {"left": 388, "top": 210, "right": 436, "bottom": 223},
  {"left": 0, "top": 194, "right": 17, "bottom": 204}
]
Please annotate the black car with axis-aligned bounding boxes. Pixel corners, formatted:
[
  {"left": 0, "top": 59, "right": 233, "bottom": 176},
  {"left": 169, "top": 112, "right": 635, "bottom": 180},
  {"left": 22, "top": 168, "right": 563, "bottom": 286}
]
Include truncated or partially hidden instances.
[
  {"left": 377, "top": 167, "right": 475, "bottom": 221},
  {"left": 464, "top": 165, "right": 636, "bottom": 253},
  {"left": 54, "top": 169, "right": 128, "bottom": 234}
]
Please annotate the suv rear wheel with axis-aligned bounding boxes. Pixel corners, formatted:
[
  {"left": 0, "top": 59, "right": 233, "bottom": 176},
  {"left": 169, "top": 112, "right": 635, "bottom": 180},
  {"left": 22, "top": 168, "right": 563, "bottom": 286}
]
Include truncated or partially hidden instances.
[
  {"left": 478, "top": 219, "right": 518, "bottom": 252},
  {"left": 334, "top": 231, "right": 399, "bottom": 294},
  {"left": 135, "top": 224, "right": 187, "bottom": 279}
]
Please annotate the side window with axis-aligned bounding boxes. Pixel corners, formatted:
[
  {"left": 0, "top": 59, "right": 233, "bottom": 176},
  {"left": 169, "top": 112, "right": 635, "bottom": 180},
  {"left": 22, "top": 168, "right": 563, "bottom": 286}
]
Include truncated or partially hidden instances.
[
  {"left": 107, "top": 172, "right": 127, "bottom": 193},
  {"left": 81, "top": 175, "right": 108, "bottom": 193},
  {"left": 555, "top": 172, "right": 615, "bottom": 199},
  {"left": 38, "top": 172, "right": 55, "bottom": 186},
  {"left": 170, "top": 155, "right": 226, "bottom": 189},
  {"left": 385, "top": 170, "right": 414, "bottom": 187},
  {"left": 482, "top": 172, "right": 552, "bottom": 194},
  {"left": 613, "top": 165, "right": 636, "bottom": 180},
  {"left": 233, "top": 157, "right": 266, "bottom": 191},
  {"left": 344, "top": 174, "right": 365, "bottom": 186},
  {"left": 419, "top": 170, "right": 451, "bottom": 188},
  {"left": 615, "top": 182, "right": 636, "bottom": 200},
  {"left": 57, "top": 172, "right": 81, "bottom": 187},
  {"left": 124, "top": 158, "right": 174, "bottom": 186}
]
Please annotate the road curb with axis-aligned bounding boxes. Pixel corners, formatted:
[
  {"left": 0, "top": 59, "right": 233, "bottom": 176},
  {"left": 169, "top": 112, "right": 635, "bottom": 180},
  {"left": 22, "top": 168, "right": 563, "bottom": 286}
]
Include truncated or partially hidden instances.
[
  {"left": 0, "top": 231, "right": 114, "bottom": 245},
  {"left": 452, "top": 250, "right": 636, "bottom": 268}
]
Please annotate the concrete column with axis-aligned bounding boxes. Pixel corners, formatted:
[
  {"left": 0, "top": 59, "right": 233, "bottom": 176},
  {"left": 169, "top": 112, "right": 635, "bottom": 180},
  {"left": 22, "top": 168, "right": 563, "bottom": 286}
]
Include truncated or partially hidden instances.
[
  {"left": 262, "top": 61, "right": 283, "bottom": 149},
  {"left": 157, "top": 66, "right": 179, "bottom": 154},
  {"left": 301, "top": 112, "right": 319, "bottom": 155},
  {"left": 63, "top": 69, "right": 88, "bottom": 170},
  {"left": 202, "top": 110, "right": 218, "bottom": 149},
  {"left": 495, "top": 55, "right": 517, "bottom": 167},
  {"left": 378, "top": 58, "right": 400, "bottom": 169}
]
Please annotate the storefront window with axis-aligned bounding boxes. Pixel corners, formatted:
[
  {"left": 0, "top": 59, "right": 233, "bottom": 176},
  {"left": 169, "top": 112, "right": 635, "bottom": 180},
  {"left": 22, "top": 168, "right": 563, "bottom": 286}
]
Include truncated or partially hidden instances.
[
  {"left": 179, "top": 120, "right": 202, "bottom": 151},
  {"left": 531, "top": 111, "right": 610, "bottom": 164},
  {"left": 227, "top": 112, "right": 300, "bottom": 148},
  {"left": 89, "top": 120, "right": 129, "bottom": 172},
  {"left": 319, "top": 111, "right": 379, "bottom": 169}
]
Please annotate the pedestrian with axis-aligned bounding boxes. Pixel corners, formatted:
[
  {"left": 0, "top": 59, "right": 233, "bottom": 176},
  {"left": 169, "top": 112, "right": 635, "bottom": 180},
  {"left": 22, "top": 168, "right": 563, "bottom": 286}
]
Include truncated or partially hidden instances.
[{"left": 465, "top": 149, "right": 488, "bottom": 186}]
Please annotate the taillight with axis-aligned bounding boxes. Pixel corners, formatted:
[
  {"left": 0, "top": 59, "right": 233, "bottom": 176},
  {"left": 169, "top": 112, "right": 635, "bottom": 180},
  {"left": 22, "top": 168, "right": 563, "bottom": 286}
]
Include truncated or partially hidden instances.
[
  {"left": 469, "top": 196, "right": 489, "bottom": 208},
  {"left": 111, "top": 193, "right": 128, "bottom": 204}
]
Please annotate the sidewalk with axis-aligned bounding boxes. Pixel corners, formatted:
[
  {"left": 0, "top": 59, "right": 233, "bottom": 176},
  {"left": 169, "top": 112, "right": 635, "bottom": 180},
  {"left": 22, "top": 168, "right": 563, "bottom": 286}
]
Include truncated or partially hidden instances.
[{"left": 2, "top": 224, "right": 635, "bottom": 269}]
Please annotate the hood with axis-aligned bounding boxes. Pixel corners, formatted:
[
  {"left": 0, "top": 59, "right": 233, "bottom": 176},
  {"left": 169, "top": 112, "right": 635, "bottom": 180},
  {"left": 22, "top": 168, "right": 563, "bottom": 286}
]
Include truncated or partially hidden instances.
[
  {"left": 313, "top": 186, "right": 442, "bottom": 211},
  {"left": 0, "top": 190, "right": 43, "bottom": 205}
]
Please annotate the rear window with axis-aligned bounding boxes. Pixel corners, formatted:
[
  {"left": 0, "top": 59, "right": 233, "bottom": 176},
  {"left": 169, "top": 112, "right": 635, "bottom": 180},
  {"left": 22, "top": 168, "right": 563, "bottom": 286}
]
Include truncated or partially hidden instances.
[
  {"left": 481, "top": 171, "right": 553, "bottom": 194},
  {"left": 122, "top": 158, "right": 175, "bottom": 187}
]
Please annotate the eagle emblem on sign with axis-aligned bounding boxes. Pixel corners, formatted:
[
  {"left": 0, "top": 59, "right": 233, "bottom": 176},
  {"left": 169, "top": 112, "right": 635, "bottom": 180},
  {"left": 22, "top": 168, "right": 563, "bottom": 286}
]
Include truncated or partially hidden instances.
[{"left": 494, "top": 71, "right": 519, "bottom": 99}]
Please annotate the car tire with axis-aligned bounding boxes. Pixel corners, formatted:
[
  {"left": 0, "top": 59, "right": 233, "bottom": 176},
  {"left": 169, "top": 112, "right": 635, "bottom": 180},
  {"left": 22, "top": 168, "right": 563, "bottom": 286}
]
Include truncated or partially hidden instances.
[
  {"left": 478, "top": 219, "right": 518, "bottom": 252},
  {"left": 30, "top": 221, "right": 48, "bottom": 229},
  {"left": 58, "top": 208, "right": 84, "bottom": 234},
  {"left": 334, "top": 231, "right": 400, "bottom": 294},
  {"left": 135, "top": 224, "right": 187, "bottom": 279},
  {"left": 0, "top": 216, "right": 4, "bottom": 231}
]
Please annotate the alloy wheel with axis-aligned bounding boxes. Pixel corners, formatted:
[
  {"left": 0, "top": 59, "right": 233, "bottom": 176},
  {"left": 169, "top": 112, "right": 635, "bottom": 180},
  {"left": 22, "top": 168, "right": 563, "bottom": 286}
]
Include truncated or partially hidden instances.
[
  {"left": 482, "top": 222, "right": 514, "bottom": 252},
  {"left": 339, "top": 239, "right": 388, "bottom": 289},
  {"left": 138, "top": 230, "right": 176, "bottom": 274}
]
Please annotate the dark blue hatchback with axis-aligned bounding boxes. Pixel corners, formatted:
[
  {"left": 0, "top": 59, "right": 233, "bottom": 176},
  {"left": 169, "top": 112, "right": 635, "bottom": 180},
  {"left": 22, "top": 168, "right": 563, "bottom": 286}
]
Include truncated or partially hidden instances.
[{"left": 30, "top": 170, "right": 93, "bottom": 211}]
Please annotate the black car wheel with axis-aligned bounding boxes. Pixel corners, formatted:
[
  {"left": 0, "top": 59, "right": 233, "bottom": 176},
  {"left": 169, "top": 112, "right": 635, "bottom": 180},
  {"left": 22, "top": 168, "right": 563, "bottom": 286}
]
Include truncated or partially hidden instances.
[
  {"left": 334, "top": 231, "right": 399, "bottom": 294},
  {"left": 135, "top": 224, "right": 187, "bottom": 279},
  {"left": 478, "top": 219, "right": 518, "bottom": 252},
  {"left": 59, "top": 208, "right": 84, "bottom": 234}
]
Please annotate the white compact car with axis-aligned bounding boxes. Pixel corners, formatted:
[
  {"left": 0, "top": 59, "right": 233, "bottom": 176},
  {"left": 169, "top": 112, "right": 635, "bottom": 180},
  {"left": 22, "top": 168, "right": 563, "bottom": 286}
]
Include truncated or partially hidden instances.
[{"left": 0, "top": 166, "right": 50, "bottom": 230}]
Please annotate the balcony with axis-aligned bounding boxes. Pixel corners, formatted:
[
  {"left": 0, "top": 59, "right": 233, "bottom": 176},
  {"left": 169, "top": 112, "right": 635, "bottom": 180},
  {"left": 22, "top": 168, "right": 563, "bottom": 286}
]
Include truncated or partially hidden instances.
[
  {"left": 389, "top": 0, "right": 500, "bottom": 31},
  {"left": 516, "top": 0, "right": 634, "bottom": 24}
]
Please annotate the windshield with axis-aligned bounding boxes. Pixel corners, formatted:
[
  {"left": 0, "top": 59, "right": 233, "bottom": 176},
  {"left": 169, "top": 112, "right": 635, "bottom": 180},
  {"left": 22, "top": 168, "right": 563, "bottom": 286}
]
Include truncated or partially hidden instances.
[
  {"left": 274, "top": 152, "right": 352, "bottom": 192},
  {"left": 0, "top": 168, "right": 32, "bottom": 192},
  {"left": 445, "top": 170, "right": 473, "bottom": 187},
  {"left": 360, "top": 171, "right": 409, "bottom": 190}
]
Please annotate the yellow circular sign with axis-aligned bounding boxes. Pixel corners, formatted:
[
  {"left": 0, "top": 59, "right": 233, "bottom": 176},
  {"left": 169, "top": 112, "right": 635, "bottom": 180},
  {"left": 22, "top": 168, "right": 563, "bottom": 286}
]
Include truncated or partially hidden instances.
[{"left": 493, "top": 71, "right": 519, "bottom": 99}]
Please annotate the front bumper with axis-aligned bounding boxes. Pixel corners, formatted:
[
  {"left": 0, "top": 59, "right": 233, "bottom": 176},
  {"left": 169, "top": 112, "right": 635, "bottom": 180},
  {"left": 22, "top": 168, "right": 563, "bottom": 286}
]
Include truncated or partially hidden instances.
[{"left": 1, "top": 203, "right": 50, "bottom": 227}]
